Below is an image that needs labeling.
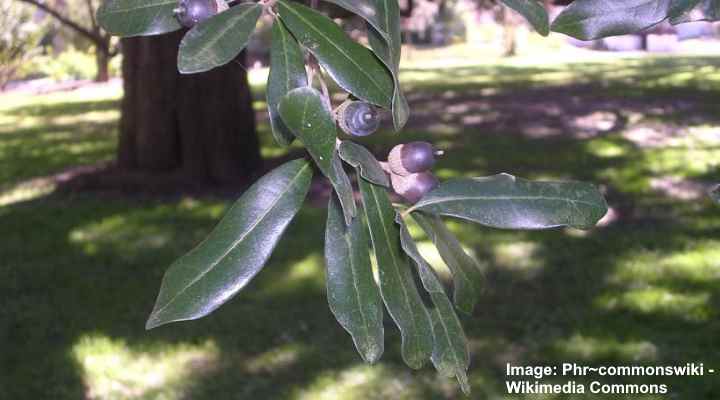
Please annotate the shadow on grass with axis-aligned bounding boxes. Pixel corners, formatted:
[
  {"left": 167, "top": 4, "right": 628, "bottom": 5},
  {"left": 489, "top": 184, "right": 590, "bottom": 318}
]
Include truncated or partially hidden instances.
[{"left": 2, "top": 55, "right": 720, "bottom": 399}]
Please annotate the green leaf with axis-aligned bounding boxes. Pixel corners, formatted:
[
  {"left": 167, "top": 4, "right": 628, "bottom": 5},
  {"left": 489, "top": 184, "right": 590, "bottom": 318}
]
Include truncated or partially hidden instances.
[
  {"left": 325, "top": 195, "right": 384, "bottom": 363},
  {"left": 407, "top": 173, "right": 608, "bottom": 231},
  {"left": 358, "top": 177, "right": 433, "bottom": 369},
  {"left": 367, "top": 0, "right": 409, "bottom": 131},
  {"left": 279, "top": 87, "right": 356, "bottom": 223},
  {"left": 397, "top": 215, "right": 470, "bottom": 395},
  {"left": 321, "top": 0, "right": 387, "bottom": 39},
  {"left": 331, "top": 151, "right": 358, "bottom": 225},
  {"left": 97, "top": 0, "right": 181, "bottom": 37},
  {"left": 278, "top": 87, "right": 337, "bottom": 176},
  {"left": 412, "top": 212, "right": 484, "bottom": 315},
  {"left": 500, "top": 0, "right": 550, "bottom": 36},
  {"left": 277, "top": 0, "right": 394, "bottom": 108},
  {"left": 267, "top": 19, "right": 308, "bottom": 147},
  {"left": 146, "top": 159, "right": 313, "bottom": 329},
  {"left": 178, "top": 3, "right": 262, "bottom": 74},
  {"left": 338, "top": 141, "right": 390, "bottom": 187},
  {"left": 670, "top": 0, "right": 720, "bottom": 23},
  {"left": 551, "top": 0, "right": 672, "bottom": 40}
]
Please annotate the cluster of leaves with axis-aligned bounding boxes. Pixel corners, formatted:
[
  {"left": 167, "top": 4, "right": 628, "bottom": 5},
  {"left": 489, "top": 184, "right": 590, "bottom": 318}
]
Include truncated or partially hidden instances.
[{"left": 94, "top": 0, "right": 718, "bottom": 394}]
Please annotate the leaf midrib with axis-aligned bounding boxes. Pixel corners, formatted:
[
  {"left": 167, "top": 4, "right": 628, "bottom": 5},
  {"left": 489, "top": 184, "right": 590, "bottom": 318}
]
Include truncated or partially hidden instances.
[
  {"left": 151, "top": 163, "right": 309, "bottom": 317},
  {"left": 410, "top": 194, "right": 604, "bottom": 213},
  {"left": 183, "top": 5, "right": 259, "bottom": 66},
  {"left": 281, "top": 3, "right": 388, "bottom": 102}
]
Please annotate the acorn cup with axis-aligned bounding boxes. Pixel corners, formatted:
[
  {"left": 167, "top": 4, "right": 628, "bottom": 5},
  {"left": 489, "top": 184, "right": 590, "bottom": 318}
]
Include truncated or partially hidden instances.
[
  {"left": 391, "top": 171, "right": 439, "bottom": 204},
  {"left": 336, "top": 100, "right": 381, "bottom": 137},
  {"left": 388, "top": 141, "right": 443, "bottom": 176},
  {"left": 174, "top": 0, "right": 219, "bottom": 28}
]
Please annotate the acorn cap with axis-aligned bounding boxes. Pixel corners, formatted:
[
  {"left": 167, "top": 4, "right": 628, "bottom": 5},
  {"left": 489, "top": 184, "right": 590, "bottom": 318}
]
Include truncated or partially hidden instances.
[
  {"left": 391, "top": 171, "right": 439, "bottom": 204},
  {"left": 388, "top": 141, "right": 439, "bottom": 176},
  {"left": 336, "top": 100, "right": 380, "bottom": 137}
]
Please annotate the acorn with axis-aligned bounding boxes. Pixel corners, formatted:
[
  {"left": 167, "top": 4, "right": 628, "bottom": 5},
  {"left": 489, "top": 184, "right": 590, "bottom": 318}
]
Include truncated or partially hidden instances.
[
  {"left": 336, "top": 100, "right": 381, "bottom": 137},
  {"left": 388, "top": 141, "right": 443, "bottom": 176},
  {"left": 174, "top": 0, "right": 219, "bottom": 28},
  {"left": 391, "top": 171, "right": 439, "bottom": 204}
]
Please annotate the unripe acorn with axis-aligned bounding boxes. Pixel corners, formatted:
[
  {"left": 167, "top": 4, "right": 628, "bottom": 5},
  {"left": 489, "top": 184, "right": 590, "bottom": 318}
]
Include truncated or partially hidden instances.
[
  {"left": 388, "top": 141, "right": 442, "bottom": 176},
  {"left": 174, "top": 0, "right": 219, "bottom": 28},
  {"left": 336, "top": 100, "right": 380, "bottom": 137},
  {"left": 391, "top": 171, "right": 439, "bottom": 204}
]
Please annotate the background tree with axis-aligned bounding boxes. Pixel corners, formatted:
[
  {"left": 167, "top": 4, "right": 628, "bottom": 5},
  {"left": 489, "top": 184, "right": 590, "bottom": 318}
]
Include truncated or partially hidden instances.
[
  {"left": 117, "top": 33, "right": 261, "bottom": 186},
  {"left": 16, "top": 0, "right": 118, "bottom": 82},
  {"left": 0, "top": 0, "right": 45, "bottom": 90}
]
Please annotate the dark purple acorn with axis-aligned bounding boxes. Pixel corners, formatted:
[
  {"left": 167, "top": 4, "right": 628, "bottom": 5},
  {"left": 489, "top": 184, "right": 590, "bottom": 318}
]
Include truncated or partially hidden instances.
[
  {"left": 336, "top": 101, "right": 380, "bottom": 137},
  {"left": 391, "top": 172, "right": 439, "bottom": 204},
  {"left": 174, "top": 0, "right": 218, "bottom": 28},
  {"left": 388, "top": 141, "right": 442, "bottom": 176}
]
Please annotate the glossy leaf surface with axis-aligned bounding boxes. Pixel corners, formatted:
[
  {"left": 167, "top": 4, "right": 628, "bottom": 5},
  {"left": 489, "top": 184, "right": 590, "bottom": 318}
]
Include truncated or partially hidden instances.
[
  {"left": 397, "top": 215, "right": 470, "bottom": 394},
  {"left": 146, "top": 159, "right": 313, "bottom": 329},
  {"left": 321, "top": 0, "right": 386, "bottom": 39},
  {"left": 338, "top": 141, "right": 390, "bottom": 187},
  {"left": 178, "top": 3, "right": 262, "bottom": 73},
  {"left": 500, "top": 0, "right": 550, "bottom": 36},
  {"left": 325, "top": 195, "right": 384, "bottom": 363},
  {"left": 277, "top": 1, "right": 394, "bottom": 108},
  {"left": 367, "top": 0, "right": 409, "bottom": 130},
  {"left": 359, "top": 177, "right": 433, "bottom": 369},
  {"left": 279, "top": 87, "right": 356, "bottom": 223},
  {"left": 268, "top": 19, "right": 308, "bottom": 146},
  {"left": 408, "top": 173, "right": 607, "bottom": 231},
  {"left": 551, "top": 0, "right": 671, "bottom": 40},
  {"left": 412, "top": 212, "right": 484, "bottom": 315},
  {"left": 278, "top": 87, "right": 337, "bottom": 176},
  {"left": 97, "top": 0, "right": 181, "bottom": 37}
]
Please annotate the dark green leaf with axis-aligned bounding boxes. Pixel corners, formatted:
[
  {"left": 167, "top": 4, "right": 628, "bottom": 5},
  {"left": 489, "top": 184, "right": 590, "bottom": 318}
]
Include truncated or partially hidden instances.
[
  {"left": 277, "top": 1, "right": 394, "bottom": 108},
  {"left": 325, "top": 195, "right": 384, "bottom": 363},
  {"left": 500, "top": 0, "right": 550, "bottom": 36},
  {"left": 97, "top": 0, "right": 181, "bottom": 37},
  {"left": 358, "top": 177, "right": 433, "bottom": 369},
  {"left": 397, "top": 215, "right": 470, "bottom": 395},
  {"left": 367, "top": 0, "right": 409, "bottom": 130},
  {"left": 412, "top": 212, "right": 484, "bottom": 315},
  {"left": 338, "top": 141, "right": 390, "bottom": 187},
  {"left": 146, "top": 159, "right": 313, "bottom": 329},
  {"left": 268, "top": 19, "right": 308, "bottom": 146},
  {"left": 670, "top": 0, "right": 720, "bottom": 23},
  {"left": 278, "top": 87, "right": 337, "bottom": 176},
  {"left": 279, "top": 87, "right": 356, "bottom": 223},
  {"left": 407, "top": 173, "right": 608, "bottom": 230},
  {"left": 178, "top": 4, "right": 262, "bottom": 74},
  {"left": 331, "top": 151, "right": 358, "bottom": 224},
  {"left": 321, "top": 0, "right": 387, "bottom": 39},
  {"left": 551, "top": 0, "right": 671, "bottom": 40}
]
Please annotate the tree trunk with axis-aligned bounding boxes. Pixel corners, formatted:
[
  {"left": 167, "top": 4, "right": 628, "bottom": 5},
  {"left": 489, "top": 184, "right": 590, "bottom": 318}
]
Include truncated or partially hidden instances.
[
  {"left": 95, "top": 48, "right": 110, "bottom": 83},
  {"left": 118, "top": 31, "right": 261, "bottom": 186}
]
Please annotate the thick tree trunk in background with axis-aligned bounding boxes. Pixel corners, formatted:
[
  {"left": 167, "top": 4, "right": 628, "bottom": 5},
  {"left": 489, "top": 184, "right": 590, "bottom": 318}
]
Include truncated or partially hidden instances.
[
  {"left": 118, "top": 31, "right": 261, "bottom": 185},
  {"left": 95, "top": 49, "right": 110, "bottom": 83}
]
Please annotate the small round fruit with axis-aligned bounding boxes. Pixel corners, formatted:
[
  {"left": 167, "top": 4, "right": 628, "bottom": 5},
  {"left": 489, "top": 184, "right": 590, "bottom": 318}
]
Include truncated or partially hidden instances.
[
  {"left": 337, "top": 101, "right": 380, "bottom": 137},
  {"left": 391, "top": 172, "right": 439, "bottom": 204},
  {"left": 174, "top": 0, "right": 218, "bottom": 28},
  {"left": 388, "top": 141, "right": 440, "bottom": 176}
]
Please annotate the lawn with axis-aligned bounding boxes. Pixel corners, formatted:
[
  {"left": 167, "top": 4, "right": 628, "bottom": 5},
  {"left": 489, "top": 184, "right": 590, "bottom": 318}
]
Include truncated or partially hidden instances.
[{"left": 2, "top": 54, "right": 720, "bottom": 399}]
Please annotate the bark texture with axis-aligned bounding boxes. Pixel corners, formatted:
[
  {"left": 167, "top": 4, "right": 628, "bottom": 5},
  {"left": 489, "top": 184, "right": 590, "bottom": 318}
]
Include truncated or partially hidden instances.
[{"left": 118, "top": 31, "right": 261, "bottom": 185}]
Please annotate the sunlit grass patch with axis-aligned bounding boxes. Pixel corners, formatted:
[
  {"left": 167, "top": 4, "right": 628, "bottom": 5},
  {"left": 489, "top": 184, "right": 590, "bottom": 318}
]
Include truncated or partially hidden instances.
[
  {"left": 72, "top": 334, "right": 219, "bottom": 400},
  {"left": 552, "top": 334, "right": 658, "bottom": 362}
]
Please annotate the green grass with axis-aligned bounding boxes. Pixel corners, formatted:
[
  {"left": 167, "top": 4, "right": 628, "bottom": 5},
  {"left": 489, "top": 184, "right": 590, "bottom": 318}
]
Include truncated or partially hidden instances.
[{"left": 2, "top": 54, "right": 720, "bottom": 399}]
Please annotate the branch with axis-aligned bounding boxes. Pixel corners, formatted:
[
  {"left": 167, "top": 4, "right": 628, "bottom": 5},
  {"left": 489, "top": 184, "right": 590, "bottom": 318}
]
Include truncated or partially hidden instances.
[{"left": 16, "top": 0, "right": 105, "bottom": 48}]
